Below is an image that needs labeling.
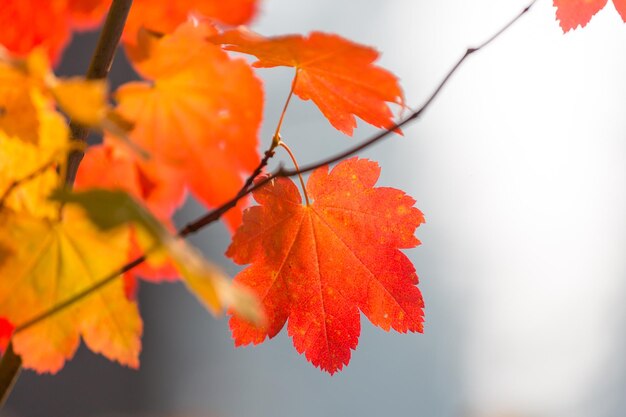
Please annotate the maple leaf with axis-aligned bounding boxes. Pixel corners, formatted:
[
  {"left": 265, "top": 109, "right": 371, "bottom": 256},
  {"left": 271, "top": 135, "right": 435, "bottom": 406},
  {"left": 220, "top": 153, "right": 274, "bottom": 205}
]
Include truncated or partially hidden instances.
[
  {"left": 0, "top": 134, "right": 61, "bottom": 219},
  {"left": 50, "top": 77, "right": 109, "bottom": 127},
  {"left": 0, "top": 56, "right": 70, "bottom": 218},
  {"left": 116, "top": 23, "right": 263, "bottom": 230},
  {"left": 0, "top": 54, "right": 52, "bottom": 145},
  {"left": 0, "top": 0, "right": 108, "bottom": 62},
  {"left": 212, "top": 29, "right": 404, "bottom": 136},
  {"left": 65, "top": 0, "right": 111, "bottom": 30},
  {"left": 122, "top": 0, "right": 259, "bottom": 46},
  {"left": 0, "top": 48, "right": 110, "bottom": 130},
  {"left": 226, "top": 158, "right": 424, "bottom": 373},
  {"left": 554, "top": 0, "right": 626, "bottom": 32},
  {"left": 0, "top": 208, "right": 141, "bottom": 373}
]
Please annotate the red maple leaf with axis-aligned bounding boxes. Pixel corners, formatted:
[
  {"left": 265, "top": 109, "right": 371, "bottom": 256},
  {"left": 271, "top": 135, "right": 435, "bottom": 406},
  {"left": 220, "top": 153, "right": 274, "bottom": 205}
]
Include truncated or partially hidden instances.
[
  {"left": 0, "top": 0, "right": 100, "bottom": 62},
  {"left": 226, "top": 158, "right": 424, "bottom": 373},
  {"left": 213, "top": 29, "right": 404, "bottom": 136},
  {"left": 554, "top": 0, "right": 626, "bottom": 32},
  {"left": 122, "top": 0, "right": 259, "bottom": 45}
]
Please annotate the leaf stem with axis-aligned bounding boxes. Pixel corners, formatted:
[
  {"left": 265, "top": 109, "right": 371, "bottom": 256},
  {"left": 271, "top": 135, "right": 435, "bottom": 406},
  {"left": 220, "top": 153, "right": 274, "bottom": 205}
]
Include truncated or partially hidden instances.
[
  {"left": 6, "top": 0, "right": 536, "bottom": 372},
  {"left": 64, "top": 0, "right": 134, "bottom": 188},
  {"left": 272, "top": 69, "right": 299, "bottom": 148},
  {"left": 278, "top": 141, "right": 310, "bottom": 205}
]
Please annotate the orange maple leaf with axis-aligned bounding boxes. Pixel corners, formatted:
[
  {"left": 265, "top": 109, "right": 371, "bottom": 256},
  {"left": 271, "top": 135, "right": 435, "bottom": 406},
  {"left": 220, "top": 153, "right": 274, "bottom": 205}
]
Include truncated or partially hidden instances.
[
  {"left": 213, "top": 29, "right": 405, "bottom": 136},
  {"left": 122, "top": 0, "right": 258, "bottom": 45},
  {"left": 116, "top": 22, "right": 263, "bottom": 230},
  {"left": 554, "top": 0, "right": 626, "bottom": 32},
  {"left": 0, "top": 0, "right": 108, "bottom": 62},
  {"left": 226, "top": 158, "right": 424, "bottom": 373}
]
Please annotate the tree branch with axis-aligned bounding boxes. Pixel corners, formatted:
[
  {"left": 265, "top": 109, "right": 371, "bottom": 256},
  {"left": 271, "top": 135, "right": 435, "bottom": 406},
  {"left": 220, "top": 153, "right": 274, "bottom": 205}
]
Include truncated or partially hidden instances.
[
  {"left": 64, "top": 0, "right": 134, "bottom": 187},
  {"left": 0, "top": 344, "right": 22, "bottom": 409},
  {"left": 10, "top": 0, "right": 536, "bottom": 354}
]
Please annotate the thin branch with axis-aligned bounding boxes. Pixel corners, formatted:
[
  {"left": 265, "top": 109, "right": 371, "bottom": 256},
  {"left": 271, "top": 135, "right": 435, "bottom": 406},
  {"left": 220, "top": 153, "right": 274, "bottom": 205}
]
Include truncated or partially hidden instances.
[
  {"left": 64, "top": 0, "right": 134, "bottom": 187},
  {"left": 272, "top": 69, "right": 299, "bottom": 146},
  {"left": 177, "top": 148, "right": 275, "bottom": 237},
  {"left": 11, "top": 0, "right": 536, "bottom": 345}
]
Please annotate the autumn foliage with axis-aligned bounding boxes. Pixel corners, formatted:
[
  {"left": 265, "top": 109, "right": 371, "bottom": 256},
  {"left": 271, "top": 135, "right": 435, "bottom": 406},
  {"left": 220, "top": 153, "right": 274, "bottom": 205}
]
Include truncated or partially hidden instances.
[{"left": 0, "top": 0, "right": 616, "bottom": 388}]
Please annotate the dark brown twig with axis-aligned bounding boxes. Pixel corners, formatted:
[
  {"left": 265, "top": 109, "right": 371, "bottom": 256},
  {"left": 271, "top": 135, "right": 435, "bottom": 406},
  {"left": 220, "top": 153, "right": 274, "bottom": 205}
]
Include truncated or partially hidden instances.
[
  {"left": 0, "top": 344, "right": 22, "bottom": 408},
  {"left": 64, "top": 0, "right": 134, "bottom": 187}
]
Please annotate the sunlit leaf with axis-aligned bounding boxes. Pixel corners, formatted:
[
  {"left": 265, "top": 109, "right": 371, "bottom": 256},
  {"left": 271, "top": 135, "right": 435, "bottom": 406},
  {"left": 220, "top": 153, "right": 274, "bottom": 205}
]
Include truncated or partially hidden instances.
[
  {"left": 117, "top": 23, "right": 263, "bottom": 230},
  {"left": 0, "top": 208, "right": 140, "bottom": 373},
  {"left": 226, "top": 158, "right": 424, "bottom": 373},
  {"left": 213, "top": 29, "right": 404, "bottom": 135}
]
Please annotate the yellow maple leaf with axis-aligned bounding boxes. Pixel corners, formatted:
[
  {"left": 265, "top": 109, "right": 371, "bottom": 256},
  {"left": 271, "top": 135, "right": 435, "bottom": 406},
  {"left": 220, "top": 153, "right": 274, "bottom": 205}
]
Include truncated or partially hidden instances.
[
  {"left": 0, "top": 57, "right": 48, "bottom": 145},
  {"left": 0, "top": 208, "right": 142, "bottom": 374},
  {"left": 51, "top": 77, "right": 108, "bottom": 127},
  {"left": 0, "top": 86, "right": 69, "bottom": 218},
  {"left": 1, "top": 48, "right": 110, "bottom": 130},
  {"left": 24, "top": 48, "right": 109, "bottom": 128}
]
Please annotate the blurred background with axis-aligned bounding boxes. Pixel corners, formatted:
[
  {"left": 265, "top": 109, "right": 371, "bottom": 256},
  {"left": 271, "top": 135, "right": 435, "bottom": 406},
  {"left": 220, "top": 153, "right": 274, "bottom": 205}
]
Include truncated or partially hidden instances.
[{"left": 4, "top": 0, "right": 626, "bottom": 416}]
